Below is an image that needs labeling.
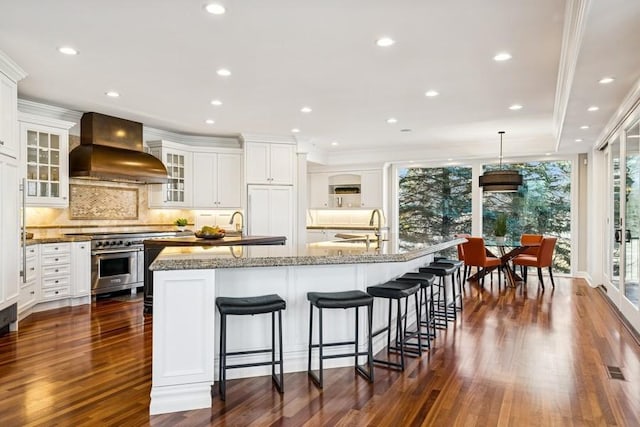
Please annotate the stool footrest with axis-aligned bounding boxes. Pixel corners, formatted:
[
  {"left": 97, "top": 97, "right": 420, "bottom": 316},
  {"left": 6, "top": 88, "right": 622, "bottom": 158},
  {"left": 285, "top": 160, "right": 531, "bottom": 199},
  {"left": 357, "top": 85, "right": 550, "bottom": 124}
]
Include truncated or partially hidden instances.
[
  {"left": 225, "top": 348, "right": 273, "bottom": 357},
  {"left": 225, "top": 360, "right": 281, "bottom": 370},
  {"left": 310, "top": 340, "right": 355, "bottom": 349}
]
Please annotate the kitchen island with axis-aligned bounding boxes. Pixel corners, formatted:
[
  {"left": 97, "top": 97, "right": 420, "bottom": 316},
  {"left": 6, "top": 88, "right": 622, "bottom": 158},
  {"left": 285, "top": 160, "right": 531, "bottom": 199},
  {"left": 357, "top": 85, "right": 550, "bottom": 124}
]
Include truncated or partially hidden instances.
[{"left": 148, "top": 238, "right": 464, "bottom": 415}]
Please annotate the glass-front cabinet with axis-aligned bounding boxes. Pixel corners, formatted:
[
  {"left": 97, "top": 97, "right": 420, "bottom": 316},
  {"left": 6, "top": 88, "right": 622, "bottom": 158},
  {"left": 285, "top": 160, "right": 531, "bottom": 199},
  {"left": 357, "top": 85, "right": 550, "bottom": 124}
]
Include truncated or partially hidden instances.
[
  {"left": 19, "top": 115, "right": 74, "bottom": 207},
  {"left": 147, "top": 140, "right": 193, "bottom": 208}
]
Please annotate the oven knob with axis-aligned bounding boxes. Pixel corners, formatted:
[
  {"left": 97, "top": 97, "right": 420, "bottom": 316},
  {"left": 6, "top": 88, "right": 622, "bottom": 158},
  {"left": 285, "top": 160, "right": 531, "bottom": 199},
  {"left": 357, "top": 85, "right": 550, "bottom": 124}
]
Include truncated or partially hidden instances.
[
  {"left": 95, "top": 242, "right": 103, "bottom": 247},
  {"left": 118, "top": 240, "right": 123, "bottom": 245},
  {"left": 104, "top": 241, "right": 112, "bottom": 246},
  {"left": 125, "top": 241, "right": 132, "bottom": 246}
]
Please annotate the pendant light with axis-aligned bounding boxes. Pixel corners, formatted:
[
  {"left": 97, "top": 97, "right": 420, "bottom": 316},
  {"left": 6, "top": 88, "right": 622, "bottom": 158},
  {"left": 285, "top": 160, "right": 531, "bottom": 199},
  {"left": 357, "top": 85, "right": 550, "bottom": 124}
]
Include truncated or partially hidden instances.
[{"left": 478, "top": 131, "right": 523, "bottom": 192}]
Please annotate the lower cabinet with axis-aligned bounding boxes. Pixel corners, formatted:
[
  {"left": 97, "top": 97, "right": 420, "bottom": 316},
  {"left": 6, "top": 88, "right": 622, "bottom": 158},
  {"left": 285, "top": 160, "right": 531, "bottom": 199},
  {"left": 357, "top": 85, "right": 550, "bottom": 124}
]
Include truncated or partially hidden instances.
[
  {"left": 71, "top": 241, "right": 91, "bottom": 297},
  {"left": 18, "top": 244, "right": 39, "bottom": 314},
  {"left": 40, "top": 243, "right": 71, "bottom": 301}
]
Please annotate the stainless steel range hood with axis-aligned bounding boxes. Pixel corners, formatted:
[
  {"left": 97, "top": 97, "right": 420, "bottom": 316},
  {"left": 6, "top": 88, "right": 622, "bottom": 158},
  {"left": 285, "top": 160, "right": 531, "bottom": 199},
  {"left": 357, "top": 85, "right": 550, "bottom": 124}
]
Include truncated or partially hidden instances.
[{"left": 69, "top": 112, "right": 168, "bottom": 184}]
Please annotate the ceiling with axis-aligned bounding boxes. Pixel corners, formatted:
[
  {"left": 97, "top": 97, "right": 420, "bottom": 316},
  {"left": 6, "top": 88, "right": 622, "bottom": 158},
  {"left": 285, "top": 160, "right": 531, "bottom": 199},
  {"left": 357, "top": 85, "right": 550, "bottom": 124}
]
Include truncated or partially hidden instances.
[{"left": 1, "top": 0, "right": 639, "bottom": 164}]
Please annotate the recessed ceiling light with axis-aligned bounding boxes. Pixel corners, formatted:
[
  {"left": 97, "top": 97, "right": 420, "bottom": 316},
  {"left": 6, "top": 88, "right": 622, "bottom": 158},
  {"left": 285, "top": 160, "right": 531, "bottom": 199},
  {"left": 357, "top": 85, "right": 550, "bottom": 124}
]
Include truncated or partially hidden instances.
[
  {"left": 400, "top": 128, "right": 412, "bottom": 132},
  {"left": 105, "top": 91, "right": 119, "bottom": 98},
  {"left": 217, "top": 68, "right": 231, "bottom": 77},
  {"left": 300, "top": 106, "right": 312, "bottom": 113},
  {"left": 291, "top": 128, "right": 300, "bottom": 133},
  {"left": 425, "top": 90, "right": 439, "bottom": 97},
  {"left": 210, "top": 99, "right": 222, "bottom": 106},
  {"left": 331, "top": 141, "right": 339, "bottom": 146},
  {"left": 376, "top": 37, "right": 395, "bottom": 47},
  {"left": 58, "top": 46, "right": 78, "bottom": 55},
  {"left": 580, "top": 125, "right": 589, "bottom": 129},
  {"left": 447, "top": 158, "right": 453, "bottom": 161},
  {"left": 575, "top": 138, "right": 583, "bottom": 142},
  {"left": 205, "top": 119, "right": 215, "bottom": 124},
  {"left": 386, "top": 118, "right": 398, "bottom": 124},
  {"left": 545, "top": 153, "right": 551, "bottom": 156},
  {"left": 205, "top": 3, "right": 226, "bottom": 15},
  {"left": 599, "top": 77, "right": 615, "bottom": 84},
  {"left": 587, "top": 106, "right": 599, "bottom": 112},
  {"left": 493, "top": 52, "right": 512, "bottom": 61},
  {"left": 509, "top": 104, "right": 523, "bottom": 110}
]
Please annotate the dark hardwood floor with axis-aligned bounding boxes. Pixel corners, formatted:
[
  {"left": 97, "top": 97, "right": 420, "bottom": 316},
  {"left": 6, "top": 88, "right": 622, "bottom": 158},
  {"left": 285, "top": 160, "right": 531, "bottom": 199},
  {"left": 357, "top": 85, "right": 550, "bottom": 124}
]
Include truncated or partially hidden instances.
[{"left": 1, "top": 277, "right": 639, "bottom": 426}]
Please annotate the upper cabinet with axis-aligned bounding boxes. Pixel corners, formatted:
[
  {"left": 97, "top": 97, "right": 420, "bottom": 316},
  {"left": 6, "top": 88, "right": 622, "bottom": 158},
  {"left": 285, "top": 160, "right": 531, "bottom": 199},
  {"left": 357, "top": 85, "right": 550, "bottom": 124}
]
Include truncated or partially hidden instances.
[
  {"left": 148, "top": 140, "right": 243, "bottom": 209},
  {"left": 19, "top": 114, "right": 75, "bottom": 208},
  {"left": 0, "top": 72, "right": 18, "bottom": 158},
  {"left": 245, "top": 142, "right": 294, "bottom": 185},
  {"left": 192, "top": 151, "right": 242, "bottom": 209},
  {"left": 359, "top": 170, "right": 383, "bottom": 208},
  {"left": 147, "top": 140, "right": 193, "bottom": 208}
]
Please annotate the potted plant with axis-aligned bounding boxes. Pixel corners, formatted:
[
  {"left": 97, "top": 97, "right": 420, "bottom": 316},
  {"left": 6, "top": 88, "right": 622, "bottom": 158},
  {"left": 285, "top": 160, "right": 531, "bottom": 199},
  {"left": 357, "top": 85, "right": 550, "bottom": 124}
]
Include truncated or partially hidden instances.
[
  {"left": 174, "top": 218, "right": 188, "bottom": 231},
  {"left": 494, "top": 213, "right": 507, "bottom": 245}
]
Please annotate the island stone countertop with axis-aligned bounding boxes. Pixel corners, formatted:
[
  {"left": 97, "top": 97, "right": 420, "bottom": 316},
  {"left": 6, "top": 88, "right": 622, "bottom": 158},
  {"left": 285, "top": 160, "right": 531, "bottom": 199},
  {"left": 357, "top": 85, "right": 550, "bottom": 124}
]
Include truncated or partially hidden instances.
[
  {"left": 149, "top": 238, "right": 466, "bottom": 271},
  {"left": 23, "top": 235, "right": 92, "bottom": 246}
]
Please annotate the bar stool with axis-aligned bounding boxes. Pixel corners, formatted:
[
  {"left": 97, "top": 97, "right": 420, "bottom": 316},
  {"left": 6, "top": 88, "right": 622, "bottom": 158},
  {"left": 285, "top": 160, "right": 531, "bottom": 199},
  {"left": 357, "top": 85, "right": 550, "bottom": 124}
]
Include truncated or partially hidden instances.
[
  {"left": 395, "top": 272, "right": 437, "bottom": 345},
  {"left": 216, "top": 294, "right": 286, "bottom": 401},
  {"left": 419, "top": 263, "right": 458, "bottom": 326},
  {"left": 431, "top": 259, "right": 464, "bottom": 313},
  {"left": 366, "top": 280, "right": 422, "bottom": 371},
  {"left": 307, "top": 290, "right": 374, "bottom": 388}
]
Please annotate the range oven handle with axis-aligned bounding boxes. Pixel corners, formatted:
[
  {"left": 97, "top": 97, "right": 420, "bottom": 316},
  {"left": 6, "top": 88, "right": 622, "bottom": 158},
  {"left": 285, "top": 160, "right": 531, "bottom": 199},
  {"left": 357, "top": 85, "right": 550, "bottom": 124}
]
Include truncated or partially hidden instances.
[{"left": 92, "top": 248, "right": 142, "bottom": 256}]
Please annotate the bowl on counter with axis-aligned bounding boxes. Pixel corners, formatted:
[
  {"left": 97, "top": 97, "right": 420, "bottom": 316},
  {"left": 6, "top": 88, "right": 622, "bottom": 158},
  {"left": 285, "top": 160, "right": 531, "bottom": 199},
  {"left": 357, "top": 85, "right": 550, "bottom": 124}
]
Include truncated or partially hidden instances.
[{"left": 194, "top": 231, "right": 226, "bottom": 240}]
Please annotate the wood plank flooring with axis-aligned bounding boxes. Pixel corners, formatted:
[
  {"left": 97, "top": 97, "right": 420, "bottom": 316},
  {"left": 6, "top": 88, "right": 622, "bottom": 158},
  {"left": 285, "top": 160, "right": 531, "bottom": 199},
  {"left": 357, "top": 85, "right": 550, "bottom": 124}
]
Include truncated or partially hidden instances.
[{"left": 1, "top": 277, "right": 639, "bottom": 426}]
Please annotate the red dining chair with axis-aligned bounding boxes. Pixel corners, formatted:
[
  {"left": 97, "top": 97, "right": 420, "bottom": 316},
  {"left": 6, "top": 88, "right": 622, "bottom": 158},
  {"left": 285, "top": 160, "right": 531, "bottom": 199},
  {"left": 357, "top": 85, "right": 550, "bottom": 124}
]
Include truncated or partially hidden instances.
[
  {"left": 461, "top": 237, "right": 502, "bottom": 288},
  {"left": 512, "top": 236, "right": 557, "bottom": 289},
  {"left": 520, "top": 234, "right": 543, "bottom": 256},
  {"left": 455, "top": 233, "right": 471, "bottom": 281}
]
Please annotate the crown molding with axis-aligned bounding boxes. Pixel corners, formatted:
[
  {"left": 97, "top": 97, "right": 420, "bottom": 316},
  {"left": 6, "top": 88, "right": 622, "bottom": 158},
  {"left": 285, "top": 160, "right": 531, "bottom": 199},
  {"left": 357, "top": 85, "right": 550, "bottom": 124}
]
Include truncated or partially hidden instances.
[
  {"left": 18, "top": 112, "right": 76, "bottom": 130},
  {"left": 142, "top": 127, "right": 241, "bottom": 148},
  {"left": 0, "top": 50, "right": 27, "bottom": 82},
  {"left": 595, "top": 76, "right": 640, "bottom": 150},
  {"left": 241, "top": 132, "right": 297, "bottom": 145},
  {"left": 553, "top": 0, "right": 591, "bottom": 151},
  {"left": 18, "top": 99, "right": 82, "bottom": 124}
]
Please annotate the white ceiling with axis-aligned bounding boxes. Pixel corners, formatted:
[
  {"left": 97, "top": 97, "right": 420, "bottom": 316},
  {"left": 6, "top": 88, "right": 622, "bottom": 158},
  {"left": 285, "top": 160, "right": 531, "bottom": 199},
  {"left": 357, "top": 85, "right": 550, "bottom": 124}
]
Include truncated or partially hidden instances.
[{"left": 1, "top": 0, "right": 639, "bottom": 164}]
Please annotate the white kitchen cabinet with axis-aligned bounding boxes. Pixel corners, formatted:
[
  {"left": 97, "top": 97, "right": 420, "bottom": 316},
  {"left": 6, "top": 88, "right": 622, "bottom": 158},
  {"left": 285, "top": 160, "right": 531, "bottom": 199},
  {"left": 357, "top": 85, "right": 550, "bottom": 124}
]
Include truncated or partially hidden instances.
[
  {"left": 39, "top": 242, "right": 71, "bottom": 301},
  {"left": 360, "top": 170, "right": 383, "bottom": 208},
  {"left": 147, "top": 140, "right": 193, "bottom": 208},
  {"left": 247, "top": 185, "right": 293, "bottom": 244},
  {"left": 19, "top": 244, "right": 39, "bottom": 314},
  {"left": 0, "top": 154, "right": 20, "bottom": 315},
  {"left": 0, "top": 72, "right": 18, "bottom": 158},
  {"left": 71, "top": 241, "right": 91, "bottom": 297},
  {"left": 308, "top": 173, "right": 329, "bottom": 208},
  {"left": 245, "top": 142, "right": 294, "bottom": 185},
  {"left": 192, "top": 152, "right": 242, "bottom": 208},
  {"left": 19, "top": 115, "right": 74, "bottom": 207}
]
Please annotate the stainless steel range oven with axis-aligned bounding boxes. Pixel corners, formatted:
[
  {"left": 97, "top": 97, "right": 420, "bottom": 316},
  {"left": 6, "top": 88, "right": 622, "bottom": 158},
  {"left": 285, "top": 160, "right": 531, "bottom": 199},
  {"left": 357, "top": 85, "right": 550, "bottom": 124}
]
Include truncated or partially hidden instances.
[{"left": 66, "top": 231, "right": 187, "bottom": 295}]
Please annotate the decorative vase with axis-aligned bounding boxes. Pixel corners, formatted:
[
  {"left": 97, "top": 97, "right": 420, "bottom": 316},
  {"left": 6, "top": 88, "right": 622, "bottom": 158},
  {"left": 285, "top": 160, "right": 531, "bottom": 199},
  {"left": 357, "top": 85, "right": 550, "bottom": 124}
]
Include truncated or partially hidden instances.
[
  {"left": 495, "top": 236, "right": 506, "bottom": 245},
  {"left": 177, "top": 226, "right": 186, "bottom": 232}
]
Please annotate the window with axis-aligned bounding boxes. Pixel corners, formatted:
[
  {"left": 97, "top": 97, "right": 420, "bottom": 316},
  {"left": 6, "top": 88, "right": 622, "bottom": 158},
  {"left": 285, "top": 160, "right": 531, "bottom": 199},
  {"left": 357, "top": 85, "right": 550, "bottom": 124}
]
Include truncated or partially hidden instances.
[
  {"left": 398, "top": 167, "right": 472, "bottom": 251},
  {"left": 482, "top": 161, "right": 572, "bottom": 273}
]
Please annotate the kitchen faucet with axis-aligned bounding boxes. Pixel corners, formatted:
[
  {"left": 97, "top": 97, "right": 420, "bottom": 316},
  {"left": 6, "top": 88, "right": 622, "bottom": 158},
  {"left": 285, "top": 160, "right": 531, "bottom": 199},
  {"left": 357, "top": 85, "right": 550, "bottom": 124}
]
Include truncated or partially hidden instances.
[
  {"left": 229, "top": 211, "right": 244, "bottom": 235},
  {"left": 369, "top": 209, "right": 383, "bottom": 245}
]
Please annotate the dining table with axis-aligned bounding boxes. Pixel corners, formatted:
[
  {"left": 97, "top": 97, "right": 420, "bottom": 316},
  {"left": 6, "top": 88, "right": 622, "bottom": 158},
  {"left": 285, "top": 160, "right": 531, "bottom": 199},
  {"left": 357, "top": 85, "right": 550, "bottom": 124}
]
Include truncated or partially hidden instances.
[{"left": 466, "top": 241, "right": 540, "bottom": 287}]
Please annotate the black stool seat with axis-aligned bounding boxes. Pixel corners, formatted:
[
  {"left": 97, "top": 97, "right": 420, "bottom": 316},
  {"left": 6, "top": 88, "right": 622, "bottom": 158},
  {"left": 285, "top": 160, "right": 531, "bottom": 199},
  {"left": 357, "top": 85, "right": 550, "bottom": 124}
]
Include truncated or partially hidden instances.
[
  {"left": 307, "top": 290, "right": 373, "bottom": 309},
  {"left": 420, "top": 264, "right": 457, "bottom": 275},
  {"left": 397, "top": 272, "right": 436, "bottom": 286},
  {"left": 216, "top": 294, "right": 286, "bottom": 315},
  {"left": 434, "top": 257, "right": 464, "bottom": 268},
  {"left": 367, "top": 280, "right": 420, "bottom": 298}
]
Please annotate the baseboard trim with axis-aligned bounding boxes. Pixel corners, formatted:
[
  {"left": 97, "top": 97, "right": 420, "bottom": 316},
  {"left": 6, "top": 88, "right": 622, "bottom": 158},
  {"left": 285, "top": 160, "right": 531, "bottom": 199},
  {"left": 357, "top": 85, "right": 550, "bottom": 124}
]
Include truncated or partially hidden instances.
[{"left": 596, "top": 285, "right": 640, "bottom": 347}]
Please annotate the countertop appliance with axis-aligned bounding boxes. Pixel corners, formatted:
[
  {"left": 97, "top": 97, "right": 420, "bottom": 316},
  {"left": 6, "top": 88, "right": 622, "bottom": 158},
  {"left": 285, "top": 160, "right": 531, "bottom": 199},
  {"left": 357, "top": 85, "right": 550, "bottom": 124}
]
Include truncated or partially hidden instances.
[{"left": 64, "top": 230, "right": 191, "bottom": 295}]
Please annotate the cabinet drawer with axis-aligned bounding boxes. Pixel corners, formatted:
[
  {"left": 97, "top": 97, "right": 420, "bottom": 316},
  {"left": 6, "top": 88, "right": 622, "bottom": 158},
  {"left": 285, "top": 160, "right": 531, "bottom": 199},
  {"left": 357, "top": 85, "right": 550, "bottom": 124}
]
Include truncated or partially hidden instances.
[
  {"left": 25, "top": 245, "right": 38, "bottom": 257},
  {"left": 41, "top": 253, "right": 71, "bottom": 266},
  {"left": 42, "top": 275, "right": 70, "bottom": 289},
  {"left": 19, "top": 281, "right": 38, "bottom": 308},
  {"left": 41, "top": 243, "right": 71, "bottom": 255},
  {"left": 42, "top": 286, "right": 70, "bottom": 300},
  {"left": 24, "top": 258, "right": 38, "bottom": 282},
  {"left": 42, "top": 264, "right": 71, "bottom": 278}
]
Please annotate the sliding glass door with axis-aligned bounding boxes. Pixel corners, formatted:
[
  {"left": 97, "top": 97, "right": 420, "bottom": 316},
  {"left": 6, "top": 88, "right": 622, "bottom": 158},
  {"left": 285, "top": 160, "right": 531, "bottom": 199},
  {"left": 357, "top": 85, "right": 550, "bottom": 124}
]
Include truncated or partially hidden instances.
[{"left": 606, "top": 120, "right": 640, "bottom": 331}]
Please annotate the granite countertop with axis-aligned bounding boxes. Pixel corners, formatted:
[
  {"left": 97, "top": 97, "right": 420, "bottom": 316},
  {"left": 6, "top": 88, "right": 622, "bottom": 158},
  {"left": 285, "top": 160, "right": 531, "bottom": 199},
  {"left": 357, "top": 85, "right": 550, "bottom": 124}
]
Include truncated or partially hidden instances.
[
  {"left": 24, "top": 235, "right": 92, "bottom": 245},
  {"left": 150, "top": 238, "right": 466, "bottom": 271},
  {"left": 306, "top": 225, "right": 389, "bottom": 231}
]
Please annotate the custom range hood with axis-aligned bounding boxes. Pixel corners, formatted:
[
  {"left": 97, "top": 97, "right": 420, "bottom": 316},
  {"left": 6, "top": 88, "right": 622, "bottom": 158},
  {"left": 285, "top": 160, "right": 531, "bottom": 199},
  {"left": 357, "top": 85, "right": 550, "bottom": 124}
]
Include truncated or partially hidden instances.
[{"left": 69, "top": 112, "right": 168, "bottom": 183}]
